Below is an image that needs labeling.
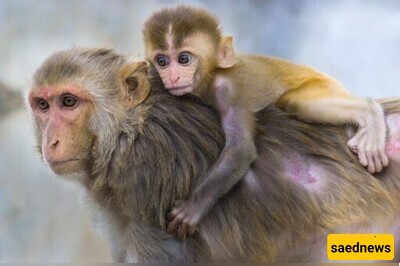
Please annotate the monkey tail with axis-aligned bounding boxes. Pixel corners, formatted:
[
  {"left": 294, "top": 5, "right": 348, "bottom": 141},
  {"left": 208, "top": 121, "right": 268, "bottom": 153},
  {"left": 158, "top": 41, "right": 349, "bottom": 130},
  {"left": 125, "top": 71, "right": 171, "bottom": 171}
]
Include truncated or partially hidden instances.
[{"left": 377, "top": 97, "right": 400, "bottom": 114}]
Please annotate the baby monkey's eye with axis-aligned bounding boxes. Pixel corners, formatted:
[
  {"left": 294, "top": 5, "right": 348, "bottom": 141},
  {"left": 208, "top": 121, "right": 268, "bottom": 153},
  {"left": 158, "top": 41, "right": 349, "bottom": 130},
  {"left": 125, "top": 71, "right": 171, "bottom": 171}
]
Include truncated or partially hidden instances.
[
  {"left": 155, "top": 55, "right": 169, "bottom": 68},
  {"left": 178, "top": 53, "right": 192, "bottom": 65}
]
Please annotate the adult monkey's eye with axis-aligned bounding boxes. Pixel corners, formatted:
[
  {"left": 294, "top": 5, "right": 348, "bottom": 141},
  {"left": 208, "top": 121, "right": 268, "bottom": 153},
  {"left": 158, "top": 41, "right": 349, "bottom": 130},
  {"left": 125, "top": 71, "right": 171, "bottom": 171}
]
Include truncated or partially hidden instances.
[
  {"left": 62, "top": 95, "right": 78, "bottom": 108},
  {"left": 178, "top": 53, "right": 192, "bottom": 65},
  {"left": 155, "top": 55, "right": 169, "bottom": 68},
  {"left": 37, "top": 98, "right": 49, "bottom": 110}
]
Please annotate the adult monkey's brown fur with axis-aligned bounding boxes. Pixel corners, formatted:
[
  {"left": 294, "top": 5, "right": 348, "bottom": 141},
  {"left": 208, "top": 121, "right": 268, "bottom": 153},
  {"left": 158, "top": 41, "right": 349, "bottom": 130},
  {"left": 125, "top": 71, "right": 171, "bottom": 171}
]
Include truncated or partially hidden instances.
[
  {"left": 28, "top": 48, "right": 400, "bottom": 262},
  {"left": 143, "top": 6, "right": 388, "bottom": 239}
]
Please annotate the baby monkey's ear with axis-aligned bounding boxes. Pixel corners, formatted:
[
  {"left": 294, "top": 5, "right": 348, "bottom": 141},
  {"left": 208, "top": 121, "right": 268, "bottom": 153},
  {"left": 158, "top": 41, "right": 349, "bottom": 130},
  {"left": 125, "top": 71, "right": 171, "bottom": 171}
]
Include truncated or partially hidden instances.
[
  {"left": 119, "top": 61, "right": 151, "bottom": 109},
  {"left": 217, "top": 36, "right": 237, "bottom": 69}
]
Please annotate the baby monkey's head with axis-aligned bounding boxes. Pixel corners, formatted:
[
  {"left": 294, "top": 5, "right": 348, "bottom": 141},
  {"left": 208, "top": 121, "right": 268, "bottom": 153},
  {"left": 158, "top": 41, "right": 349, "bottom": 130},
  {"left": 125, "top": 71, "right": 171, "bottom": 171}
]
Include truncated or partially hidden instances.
[{"left": 143, "top": 5, "right": 236, "bottom": 96}]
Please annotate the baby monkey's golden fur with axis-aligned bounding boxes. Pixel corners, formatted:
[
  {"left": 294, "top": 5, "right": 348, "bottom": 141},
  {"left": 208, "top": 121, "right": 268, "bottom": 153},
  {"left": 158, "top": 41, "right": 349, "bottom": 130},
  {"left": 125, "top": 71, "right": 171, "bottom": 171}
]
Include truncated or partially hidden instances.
[{"left": 143, "top": 5, "right": 388, "bottom": 239}]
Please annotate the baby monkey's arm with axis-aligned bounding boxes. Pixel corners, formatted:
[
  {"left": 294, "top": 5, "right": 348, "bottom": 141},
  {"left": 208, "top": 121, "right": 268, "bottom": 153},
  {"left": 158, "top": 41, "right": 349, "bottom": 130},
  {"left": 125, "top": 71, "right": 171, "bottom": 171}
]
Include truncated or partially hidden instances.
[{"left": 167, "top": 76, "right": 256, "bottom": 240}]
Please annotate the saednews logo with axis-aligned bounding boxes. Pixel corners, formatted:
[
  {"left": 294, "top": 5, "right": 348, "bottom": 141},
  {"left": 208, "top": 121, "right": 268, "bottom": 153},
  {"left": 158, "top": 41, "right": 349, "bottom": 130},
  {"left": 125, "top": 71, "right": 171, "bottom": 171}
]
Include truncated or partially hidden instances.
[{"left": 327, "top": 234, "right": 394, "bottom": 260}]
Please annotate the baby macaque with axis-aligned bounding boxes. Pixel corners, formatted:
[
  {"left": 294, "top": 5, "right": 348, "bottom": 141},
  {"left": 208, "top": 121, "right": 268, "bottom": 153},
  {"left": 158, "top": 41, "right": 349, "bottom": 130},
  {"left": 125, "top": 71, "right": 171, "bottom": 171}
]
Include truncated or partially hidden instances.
[{"left": 143, "top": 5, "right": 388, "bottom": 240}]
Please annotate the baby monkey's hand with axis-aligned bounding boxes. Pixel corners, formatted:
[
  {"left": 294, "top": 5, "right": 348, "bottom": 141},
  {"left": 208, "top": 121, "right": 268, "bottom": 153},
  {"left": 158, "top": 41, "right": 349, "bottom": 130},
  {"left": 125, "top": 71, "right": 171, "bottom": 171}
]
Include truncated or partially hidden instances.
[{"left": 166, "top": 199, "right": 205, "bottom": 240}]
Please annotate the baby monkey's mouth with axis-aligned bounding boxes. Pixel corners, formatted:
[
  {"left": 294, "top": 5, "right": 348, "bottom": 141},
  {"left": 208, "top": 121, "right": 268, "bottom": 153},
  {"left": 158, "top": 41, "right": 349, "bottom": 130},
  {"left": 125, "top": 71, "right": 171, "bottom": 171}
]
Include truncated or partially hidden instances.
[
  {"left": 166, "top": 85, "right": 193, "bottom": 95},
  {"left": 167, "top": 85, "right": 191, "bottom": 90}
]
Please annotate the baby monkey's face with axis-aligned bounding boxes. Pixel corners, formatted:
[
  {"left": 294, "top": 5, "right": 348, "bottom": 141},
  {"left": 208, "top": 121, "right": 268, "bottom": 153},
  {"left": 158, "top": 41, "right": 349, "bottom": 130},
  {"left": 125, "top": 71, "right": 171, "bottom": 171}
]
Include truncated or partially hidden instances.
[
  {"left": 152, "top": 49, "right": 200, "bottom": 96},
  {"left": 147, "top": 33, "right": 221, "bottom": 96}
]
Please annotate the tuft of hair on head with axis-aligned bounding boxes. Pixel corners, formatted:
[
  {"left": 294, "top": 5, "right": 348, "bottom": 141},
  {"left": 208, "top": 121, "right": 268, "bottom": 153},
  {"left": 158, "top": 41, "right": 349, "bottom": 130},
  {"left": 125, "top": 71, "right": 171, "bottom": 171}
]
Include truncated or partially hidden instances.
[{"left": 143, "top": 5, "right": 222, "bottom": 51}]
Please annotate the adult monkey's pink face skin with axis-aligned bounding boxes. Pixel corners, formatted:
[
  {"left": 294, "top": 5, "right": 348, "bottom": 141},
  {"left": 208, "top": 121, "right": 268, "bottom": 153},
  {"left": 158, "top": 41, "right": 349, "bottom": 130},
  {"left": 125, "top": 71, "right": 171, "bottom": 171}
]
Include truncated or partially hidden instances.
[
  {"left": 28, "top": 54, "right": 149, "bottom": 177},
  {"left": 28, "top": 85, "right": 95, "bottom": 176}
]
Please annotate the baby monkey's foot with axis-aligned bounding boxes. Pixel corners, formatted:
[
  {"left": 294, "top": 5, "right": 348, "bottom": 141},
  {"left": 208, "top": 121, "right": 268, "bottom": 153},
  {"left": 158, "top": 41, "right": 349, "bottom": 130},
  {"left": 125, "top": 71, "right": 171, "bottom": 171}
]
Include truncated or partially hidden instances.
[
  {"left": 347, "top": 126, "right": 388, "bottom": 173},
  {"left": 167, "top": 199, "right": 202, "bottom": 240}
]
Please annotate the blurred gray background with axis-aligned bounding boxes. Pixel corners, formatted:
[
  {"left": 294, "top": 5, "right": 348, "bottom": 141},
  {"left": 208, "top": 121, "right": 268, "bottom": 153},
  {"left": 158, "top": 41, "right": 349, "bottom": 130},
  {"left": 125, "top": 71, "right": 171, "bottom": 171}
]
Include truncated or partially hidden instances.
[{"left": 1, "top": 0, "right": 399, "bottom": 262}]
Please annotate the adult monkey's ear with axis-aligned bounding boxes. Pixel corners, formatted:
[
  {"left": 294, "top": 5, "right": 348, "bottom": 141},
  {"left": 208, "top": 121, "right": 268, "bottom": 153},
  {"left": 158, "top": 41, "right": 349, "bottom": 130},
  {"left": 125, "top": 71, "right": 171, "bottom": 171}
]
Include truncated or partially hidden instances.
[
  {"left": 217, "top": 36, "right": 237, "bottom": 69},
  {"left": 119, "top": 61, "right": 150, "bottom": 109}
]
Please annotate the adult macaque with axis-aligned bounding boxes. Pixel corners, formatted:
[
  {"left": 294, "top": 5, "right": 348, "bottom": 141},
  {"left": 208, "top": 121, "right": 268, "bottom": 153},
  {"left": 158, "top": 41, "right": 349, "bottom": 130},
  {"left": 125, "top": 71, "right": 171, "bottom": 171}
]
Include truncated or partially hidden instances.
[
  {"left": 143, "top": 6, "right": 388, "bottom": 239},
  {"left": 28, "top": 48, "right": 400, "bottom": 262}
]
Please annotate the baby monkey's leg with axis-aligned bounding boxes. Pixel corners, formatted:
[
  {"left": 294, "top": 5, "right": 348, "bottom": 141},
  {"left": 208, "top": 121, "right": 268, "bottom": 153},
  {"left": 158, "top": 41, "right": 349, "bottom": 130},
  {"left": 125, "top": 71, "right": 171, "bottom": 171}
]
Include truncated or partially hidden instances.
[{"left": 277, "top": 86, "right": 387, "bottom": 173}]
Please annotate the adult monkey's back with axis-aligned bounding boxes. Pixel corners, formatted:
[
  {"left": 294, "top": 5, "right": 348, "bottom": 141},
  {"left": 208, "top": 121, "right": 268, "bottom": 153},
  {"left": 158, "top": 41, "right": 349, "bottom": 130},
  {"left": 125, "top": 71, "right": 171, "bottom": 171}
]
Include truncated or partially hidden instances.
[{"left": 28, "top": 48, "right": 400, "bottom": 262}]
